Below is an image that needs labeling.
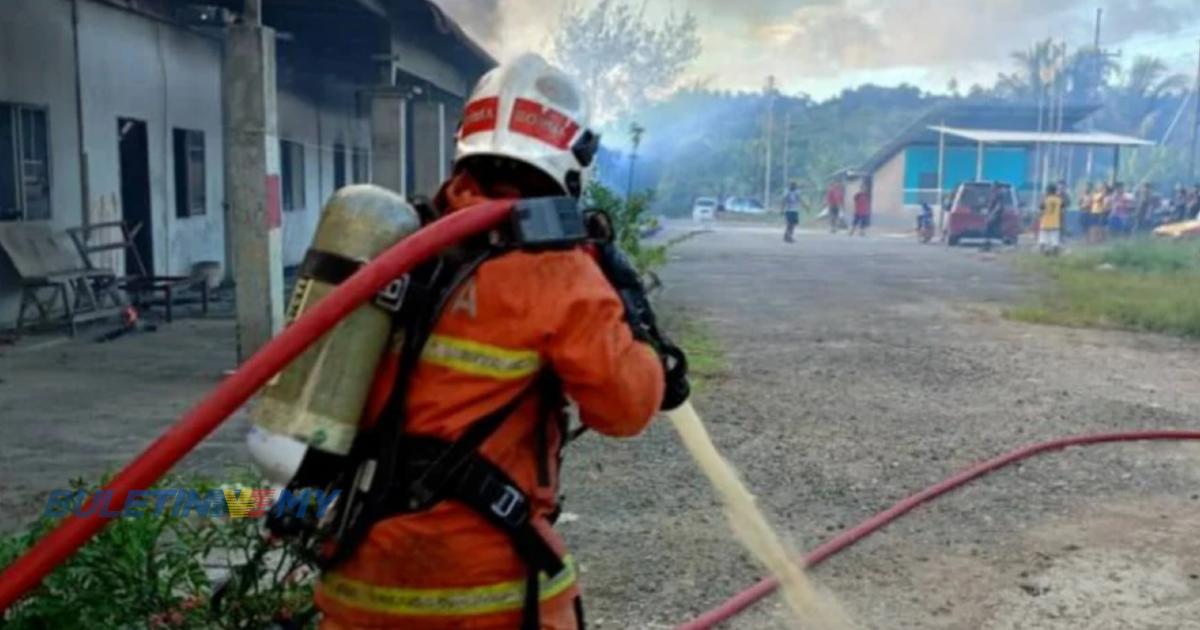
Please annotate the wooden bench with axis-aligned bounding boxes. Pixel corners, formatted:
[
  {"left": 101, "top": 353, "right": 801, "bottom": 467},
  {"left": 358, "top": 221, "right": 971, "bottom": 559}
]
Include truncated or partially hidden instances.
[
  {"left": 0, "top": 223, "right": 125, "bottom": 336},
  {"left": 68, "top": 221, "right": 208, "bottom": 323}
]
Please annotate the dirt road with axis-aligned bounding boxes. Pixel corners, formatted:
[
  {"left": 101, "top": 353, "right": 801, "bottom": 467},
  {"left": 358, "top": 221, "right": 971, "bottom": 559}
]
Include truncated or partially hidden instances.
[
  {"left": 2, "top": 223, "right": 1199, "bottom": 628},
  {"left": 564, "top": 223, "right": 1200, "bottom": 629}
]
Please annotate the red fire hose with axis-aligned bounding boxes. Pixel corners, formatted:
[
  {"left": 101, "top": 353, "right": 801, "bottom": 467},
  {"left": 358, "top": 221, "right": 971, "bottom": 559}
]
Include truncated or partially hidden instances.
[
  {"left": 677, "top": 429, "right": 1200, "bottom": 630},
  {"left": 0, "top": 199, "right": 514, "bottom": 612}
]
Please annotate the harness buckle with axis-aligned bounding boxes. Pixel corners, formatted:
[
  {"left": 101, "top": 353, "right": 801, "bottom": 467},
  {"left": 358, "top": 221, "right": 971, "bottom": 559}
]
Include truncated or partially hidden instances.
[{"left": 490, "top": 483, "right": 527, "bottom": 525}]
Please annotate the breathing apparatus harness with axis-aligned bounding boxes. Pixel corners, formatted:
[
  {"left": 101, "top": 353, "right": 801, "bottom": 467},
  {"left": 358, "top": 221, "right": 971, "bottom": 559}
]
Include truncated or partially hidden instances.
[{"left": 249, "top": 195, "right": 688, "bottom": 630}]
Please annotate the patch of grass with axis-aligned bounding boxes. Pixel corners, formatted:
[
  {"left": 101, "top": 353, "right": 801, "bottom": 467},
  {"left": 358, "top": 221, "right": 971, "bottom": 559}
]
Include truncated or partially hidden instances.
[
  {"left": 1008, "top": 238, "right": 1200, "bottom": 338},
  {"left": 660, "top": 312, "right": 726, "bottom": 389},
  {"left": 716, "top": 211, "right": 782, "bottom": 225}
]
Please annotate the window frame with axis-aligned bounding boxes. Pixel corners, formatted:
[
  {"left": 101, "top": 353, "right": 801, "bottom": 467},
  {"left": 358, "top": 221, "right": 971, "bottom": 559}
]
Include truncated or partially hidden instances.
[
  {"left": 0, "top": 102, "right": 52, "bottom": 222},
  {"left": 173, "top": 128, "right": 207, "bottom": 218},
  {"left": 333, "top": 142, "right": 347, "bottom": 190},
  {"left": 351, "top": 147, "right": 370, "bottom": 184},
  {"left": 280, "top": 139, "right": 306, "bottom": 212}
]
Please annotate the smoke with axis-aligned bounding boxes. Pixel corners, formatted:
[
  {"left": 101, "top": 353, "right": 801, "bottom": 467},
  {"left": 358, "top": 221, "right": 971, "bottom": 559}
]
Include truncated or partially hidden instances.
[
  {"left": 429, "top": 0, "right": 558, "bottom": 62},
  {"left": 433, "top": 0, "right": 502, "bottom": 43}
]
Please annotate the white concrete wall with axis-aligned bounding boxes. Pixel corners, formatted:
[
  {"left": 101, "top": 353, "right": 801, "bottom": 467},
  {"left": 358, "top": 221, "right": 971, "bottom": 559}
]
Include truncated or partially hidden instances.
[
  {"left": 277, "top": 80, "right": 371, "bottom": 266},
  {"left": 0, "top": 0, "right": 84, "bottom": 323},
  {"left": 0, "top": 0, "right": 480, "bottom": 326},
  {"left": 76, "top": 0, "right": 226, "bottom": 277},
  {"left": 873, "top": 150, "right": 907, "bottom": 216}
]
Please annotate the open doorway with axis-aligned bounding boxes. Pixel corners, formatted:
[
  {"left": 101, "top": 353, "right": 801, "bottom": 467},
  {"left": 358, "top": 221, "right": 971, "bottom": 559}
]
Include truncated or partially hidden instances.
[{"left": 117, "top": 117, "right": 152, "bottom": 275}]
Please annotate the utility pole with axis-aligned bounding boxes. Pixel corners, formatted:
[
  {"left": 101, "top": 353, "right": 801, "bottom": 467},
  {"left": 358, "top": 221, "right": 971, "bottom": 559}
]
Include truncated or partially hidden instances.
[
  {"left": 1190, "top": 39, "right": 1200, "bottom": 180},
  {"left": 224, "top": 0, "right": 284, "bottom": 360},
  {"left": 1086, "top": 8, "right": 1103, "bottom": 181},
  {"left": 780, "top": 109, "right": 791, "bottom": 191},
  {"left": 626, "top": 122, "right": 645, "bottom": 200},
  {"left": 763, "top": 76, "right": 776, "bottom": 210}
]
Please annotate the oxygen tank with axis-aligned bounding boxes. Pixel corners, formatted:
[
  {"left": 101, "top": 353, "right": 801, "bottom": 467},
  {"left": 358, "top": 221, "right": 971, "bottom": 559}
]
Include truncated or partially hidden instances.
[{"left": 249, "top": 185, "right": 421, "bottom": 481}]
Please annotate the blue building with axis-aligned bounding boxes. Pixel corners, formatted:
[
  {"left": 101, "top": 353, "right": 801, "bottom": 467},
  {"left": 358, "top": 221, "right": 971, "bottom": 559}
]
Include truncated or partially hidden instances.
[{"left": 855, "top": 103, "right": 1151, "bottom": 223}]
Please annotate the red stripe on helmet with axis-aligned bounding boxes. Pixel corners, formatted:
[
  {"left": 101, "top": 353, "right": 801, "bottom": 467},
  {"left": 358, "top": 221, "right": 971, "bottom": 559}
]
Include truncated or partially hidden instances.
[
  {"left": 460, "top": 97, "right": 499, "bottom": 139},
  {"left": 509, "top": 98, "right": 579, "bottom": 150}
]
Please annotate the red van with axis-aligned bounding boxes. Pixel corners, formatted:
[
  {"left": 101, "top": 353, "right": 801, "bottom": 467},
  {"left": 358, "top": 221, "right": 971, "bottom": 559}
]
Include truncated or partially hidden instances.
[{"left": 946, "top": 181, "right": 1022, "bottom": 246}]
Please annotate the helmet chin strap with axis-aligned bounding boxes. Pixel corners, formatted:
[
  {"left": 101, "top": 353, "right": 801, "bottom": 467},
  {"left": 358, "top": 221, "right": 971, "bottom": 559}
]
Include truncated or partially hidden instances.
[{"left": 457, "top": 156, "right": 571, "bottom": 200}]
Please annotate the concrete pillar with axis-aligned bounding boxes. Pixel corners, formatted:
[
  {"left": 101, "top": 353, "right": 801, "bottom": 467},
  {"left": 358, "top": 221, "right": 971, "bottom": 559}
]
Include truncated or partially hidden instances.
[
  {"left": 438, "top": 102, "right": 448, "bottom": 182},
  {"left": 370, "top": 94, "right": 407, "bottom": 196},
  {"left": 444, "top": 100, "right": 461, "bottom": 179},
  {"left": 224, "top": 16, "right": 284, "bottom": 360},
  {"left": 411, "top": 100, "right": 442, "bottom": 197}
]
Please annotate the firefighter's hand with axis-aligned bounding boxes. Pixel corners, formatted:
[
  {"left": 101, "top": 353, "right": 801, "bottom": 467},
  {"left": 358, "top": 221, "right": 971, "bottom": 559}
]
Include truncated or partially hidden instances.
[{"left": 658, "top": 341, "right": 690, "bottom": 411}]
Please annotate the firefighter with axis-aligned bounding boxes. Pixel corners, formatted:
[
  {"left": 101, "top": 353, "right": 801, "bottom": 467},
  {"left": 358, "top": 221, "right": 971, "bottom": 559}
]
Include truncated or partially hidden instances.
[{"left": 313, "top": 53, "right": 684, "bottom": 630}]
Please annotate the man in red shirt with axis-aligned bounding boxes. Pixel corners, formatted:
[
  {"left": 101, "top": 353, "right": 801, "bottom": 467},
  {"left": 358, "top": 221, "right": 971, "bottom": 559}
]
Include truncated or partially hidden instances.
[
  {"left": 849, "top": 182, "right": 871, "bottom": 237},
  {"left": 825, "top": 179, "right": 845, "bottom": 233}
]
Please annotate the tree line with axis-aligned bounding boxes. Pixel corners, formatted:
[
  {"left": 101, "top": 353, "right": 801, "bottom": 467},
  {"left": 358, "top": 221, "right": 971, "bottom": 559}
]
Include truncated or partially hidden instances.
[{"left": 550, "top": 2, "right": 1197, "bottom": 215}]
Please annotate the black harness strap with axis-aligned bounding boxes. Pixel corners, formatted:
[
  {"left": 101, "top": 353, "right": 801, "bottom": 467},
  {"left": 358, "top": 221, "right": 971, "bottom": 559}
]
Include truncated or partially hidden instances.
[
  {"left": 326, "top": 247, "right": 568, "bottom": 630},
  {"left": 297, "top": 248, "right": 363, "bottom": 286}
]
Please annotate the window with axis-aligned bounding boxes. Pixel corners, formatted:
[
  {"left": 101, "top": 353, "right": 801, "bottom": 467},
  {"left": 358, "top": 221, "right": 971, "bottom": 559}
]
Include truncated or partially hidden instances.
[
  {"left": 333, "top": 143, "right": 347, "bottom": 190},
  {"left": 0, "top": 103, "right": 51, "bottom": 222},
  {"left": 173, "top": 128, "right": 206, "bottom": 217},
  {"left": 917, "top": 172, "right": 939, "bottom": 204},
  {"left": 352, "top": 148, "right": 369, "bottom": 184},
  {"left": 280, "top": 139, "right": 305, "bottom": 211}
]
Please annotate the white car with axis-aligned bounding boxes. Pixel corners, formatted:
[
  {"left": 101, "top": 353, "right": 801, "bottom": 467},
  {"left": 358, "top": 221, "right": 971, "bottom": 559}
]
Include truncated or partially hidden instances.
[
  {"left": 724, "top": 197, "right": 766, "bottom": 214},
  {"left": 692, "top": 197, "right": 718, "bottom": 221}
]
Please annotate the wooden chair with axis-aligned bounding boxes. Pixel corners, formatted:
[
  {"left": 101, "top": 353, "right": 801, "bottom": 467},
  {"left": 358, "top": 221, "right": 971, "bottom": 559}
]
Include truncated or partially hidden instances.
[
  {"left": 0, "top": 223, "right": 125, "bottom": 336},
  {"left": 67, "top": 221, "right": 209, "bottom": 323}
]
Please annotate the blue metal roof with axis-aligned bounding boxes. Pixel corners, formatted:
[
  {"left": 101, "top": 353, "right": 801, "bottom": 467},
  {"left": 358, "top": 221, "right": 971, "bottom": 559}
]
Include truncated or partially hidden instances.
[{"left": 860, "top": 101, "right": 1102, "bottom": 173}]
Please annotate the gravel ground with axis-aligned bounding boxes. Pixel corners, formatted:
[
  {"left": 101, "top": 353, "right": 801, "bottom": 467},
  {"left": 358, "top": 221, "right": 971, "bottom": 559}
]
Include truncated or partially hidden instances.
[
  {"left": 562, "top": 223, "right": 1200, "bottom": 629},
  {"left": 2, "top": 222, "right": 1199, "bottom": 628}
]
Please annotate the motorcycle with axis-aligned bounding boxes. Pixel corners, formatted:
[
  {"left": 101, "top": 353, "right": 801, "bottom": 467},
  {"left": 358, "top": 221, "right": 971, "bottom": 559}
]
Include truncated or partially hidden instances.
[{"left": 916, "top": 203, "right": 935, "bottom": 243}]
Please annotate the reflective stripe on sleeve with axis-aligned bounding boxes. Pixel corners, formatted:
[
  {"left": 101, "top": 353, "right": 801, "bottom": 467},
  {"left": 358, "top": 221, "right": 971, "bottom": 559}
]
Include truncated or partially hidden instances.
[{"left": 420, "top": 334, "right": 540, "bottom": 380}]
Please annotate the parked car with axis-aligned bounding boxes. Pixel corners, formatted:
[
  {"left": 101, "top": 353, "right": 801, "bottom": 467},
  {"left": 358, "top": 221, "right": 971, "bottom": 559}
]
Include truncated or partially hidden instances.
[
  {"left": 692, "top": 197, "right": 718, "bottom": 221},
  {"left": 946, "top": 181, "right": 1022, "bottom": 246},
  {"left": 724, "top": 197, "right": 766, "bottom": 214}
]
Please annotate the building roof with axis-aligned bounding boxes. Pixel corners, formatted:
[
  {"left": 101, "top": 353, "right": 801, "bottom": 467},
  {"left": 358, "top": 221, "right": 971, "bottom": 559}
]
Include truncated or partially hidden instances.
[
  {"left": 174, "top": 1, "right": 494, "bottom": 86},
  {"left": 928, "top": 125, "right": 1154, "bottom": 147},
  {"left": 859, "top": 101, "right": 1105, "bottom": 173}
]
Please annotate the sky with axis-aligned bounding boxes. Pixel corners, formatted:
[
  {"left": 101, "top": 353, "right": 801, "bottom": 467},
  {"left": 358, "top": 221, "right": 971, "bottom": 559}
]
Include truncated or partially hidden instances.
[{"left": 432, "top": 0, "right": 1200, "bottom": 100}]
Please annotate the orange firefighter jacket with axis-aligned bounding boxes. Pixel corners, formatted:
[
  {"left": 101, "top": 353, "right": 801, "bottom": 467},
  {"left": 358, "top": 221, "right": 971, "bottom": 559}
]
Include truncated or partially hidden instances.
[{"left": 315, "top": 210, "right": 665, "bottom": 629}]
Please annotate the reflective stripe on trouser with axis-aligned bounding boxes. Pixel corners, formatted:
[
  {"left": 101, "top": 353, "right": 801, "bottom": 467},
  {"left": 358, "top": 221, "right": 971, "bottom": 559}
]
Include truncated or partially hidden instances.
[
  {"left": 420, "top": 334, "right": 541, "bottom": 380},
  {"left": 319, "top": 556, "right": 577, "bottom": 618}
]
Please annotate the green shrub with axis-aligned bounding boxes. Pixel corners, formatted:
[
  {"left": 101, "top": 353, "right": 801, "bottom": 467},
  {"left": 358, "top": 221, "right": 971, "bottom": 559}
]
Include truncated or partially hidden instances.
[
  {"left": 584, "top": 182, "right": 667, "bottom": 274},
  {"left": 0, "top": 473, "right": 316, "bottom": 629}
]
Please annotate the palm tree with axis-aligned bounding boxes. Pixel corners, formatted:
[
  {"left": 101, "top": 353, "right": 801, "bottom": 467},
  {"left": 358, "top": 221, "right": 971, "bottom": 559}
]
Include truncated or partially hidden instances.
[
  {"left": 995, "top": 40, "right": 1117, "bottom": 105},
  {"left": 996, "top": 39, "right": 1060, "bottom": 101},
  {"left": 1102, "top": 55, "right": 1188, "bottom": 136}
]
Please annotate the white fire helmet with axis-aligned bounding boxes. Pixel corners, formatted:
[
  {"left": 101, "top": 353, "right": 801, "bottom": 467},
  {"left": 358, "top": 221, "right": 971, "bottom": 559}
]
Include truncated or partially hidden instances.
[{"left": 455, "top": 53, "right": 599, "bottom": 197}]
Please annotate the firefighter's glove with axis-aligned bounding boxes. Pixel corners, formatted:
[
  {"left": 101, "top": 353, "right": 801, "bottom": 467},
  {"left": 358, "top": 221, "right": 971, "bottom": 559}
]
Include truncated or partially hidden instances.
[
  {"left": 595, "top": 242, "right": 690, "bottom": 410},
  {"left": 596, "top": 242, "right": 655, "bottom": 341},
  {"left": 658, "top": 340, "right": 691, "bottom": 411}
]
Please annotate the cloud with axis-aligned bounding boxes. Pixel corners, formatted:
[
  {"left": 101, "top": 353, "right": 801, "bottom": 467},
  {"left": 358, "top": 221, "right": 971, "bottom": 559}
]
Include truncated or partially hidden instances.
[
  {"left": 430, "top": 0, "right": 1200, "bottom": 98},
  {"left": 751, "top": 0, "right": 1078, "bottom": 75},
  {"left": 1100, "top": 0, "right": 1200, "bottom": 42}
]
